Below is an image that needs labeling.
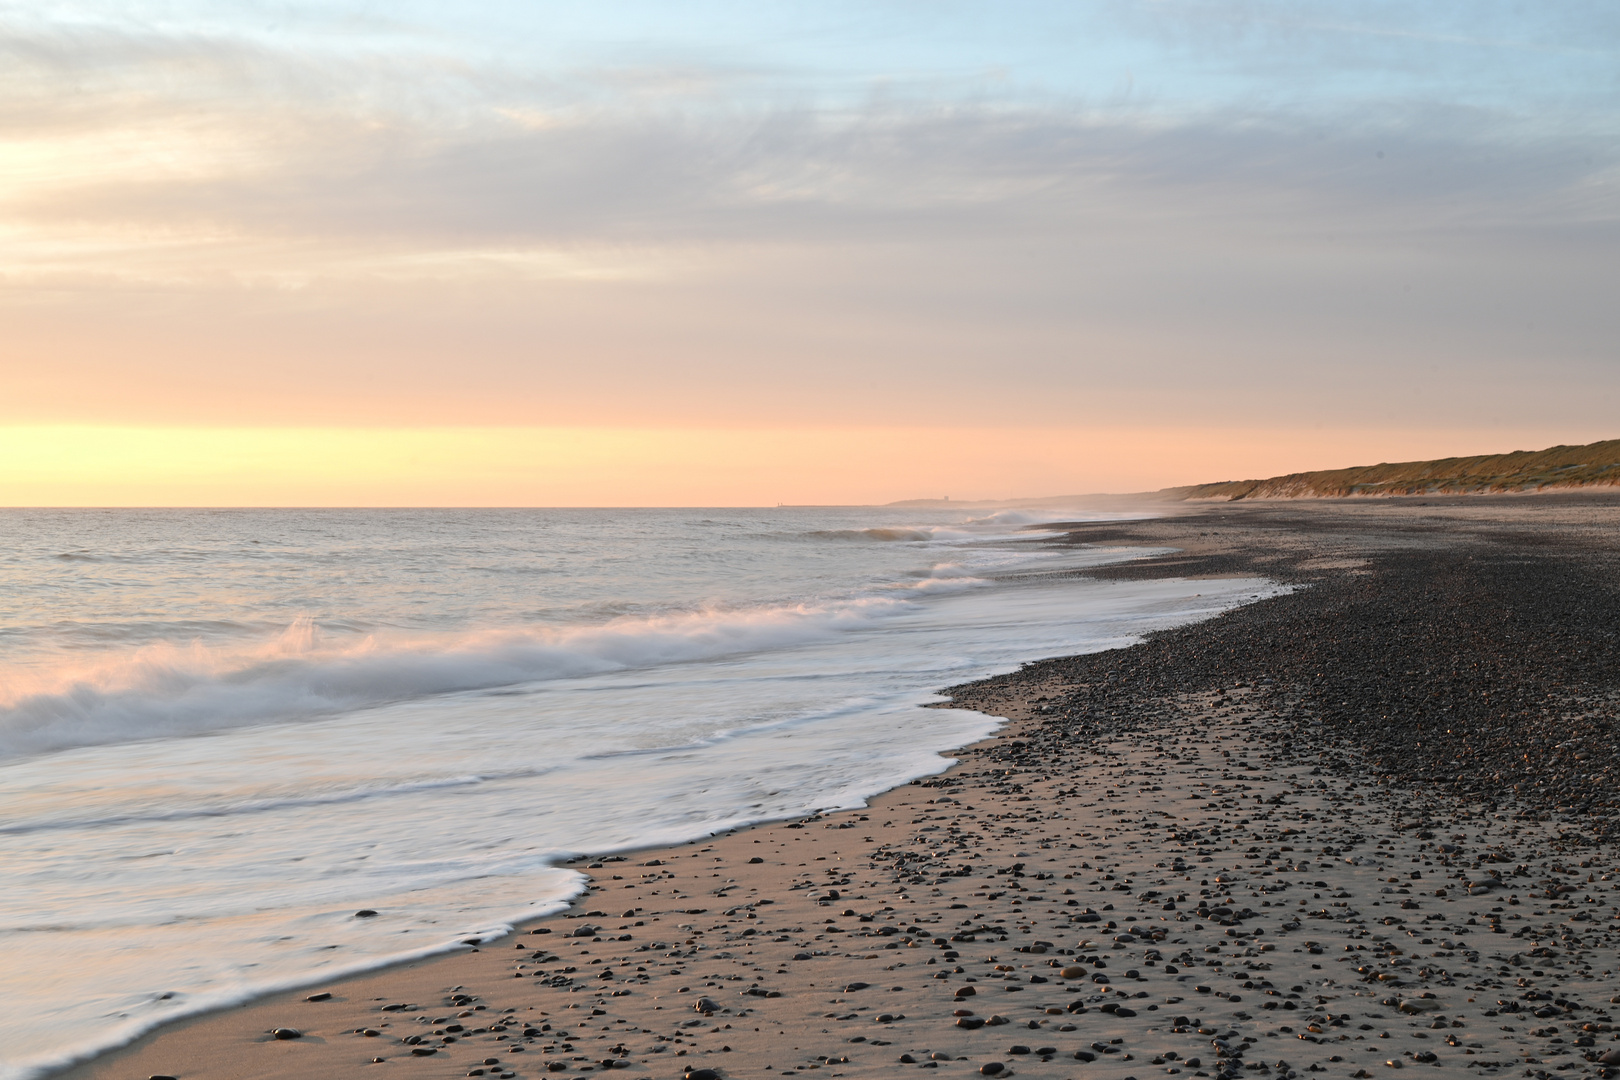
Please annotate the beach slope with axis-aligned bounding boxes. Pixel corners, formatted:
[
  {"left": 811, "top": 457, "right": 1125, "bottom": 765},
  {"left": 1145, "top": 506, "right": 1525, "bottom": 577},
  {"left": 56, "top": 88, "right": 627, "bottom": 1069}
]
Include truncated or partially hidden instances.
[{"left": 54, "top": 494, "right": 1620, "bottom": 1080}]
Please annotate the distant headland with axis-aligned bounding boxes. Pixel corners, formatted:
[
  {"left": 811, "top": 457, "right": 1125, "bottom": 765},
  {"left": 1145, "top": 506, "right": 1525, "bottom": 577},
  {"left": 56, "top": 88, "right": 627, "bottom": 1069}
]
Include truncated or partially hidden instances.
[
  {"left": 1170, "top": 437, "right": 1620, "bottom": 500},
  {"left": 886, "top": 437, "right": 1620, "bottom": 508}
]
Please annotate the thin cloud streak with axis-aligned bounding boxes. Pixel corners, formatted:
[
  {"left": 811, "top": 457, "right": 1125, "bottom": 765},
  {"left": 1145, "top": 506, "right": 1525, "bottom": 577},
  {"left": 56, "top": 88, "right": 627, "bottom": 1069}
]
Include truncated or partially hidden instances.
[{"left": 6, "top": 101, "right": 1616, "bottom": 270}]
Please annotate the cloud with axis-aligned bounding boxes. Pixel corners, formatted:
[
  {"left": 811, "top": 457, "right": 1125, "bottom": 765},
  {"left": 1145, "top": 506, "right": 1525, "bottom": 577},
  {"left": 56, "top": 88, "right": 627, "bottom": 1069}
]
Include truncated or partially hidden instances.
[
  {"left": 6, "top": 97, "right": 1616, "bottom": 270},
  {"left": 0, "top": 3, "right": 1615, "bottom": 445},
  {"left": 1, "top": 7, "right": 1616, "bottom": 281}
]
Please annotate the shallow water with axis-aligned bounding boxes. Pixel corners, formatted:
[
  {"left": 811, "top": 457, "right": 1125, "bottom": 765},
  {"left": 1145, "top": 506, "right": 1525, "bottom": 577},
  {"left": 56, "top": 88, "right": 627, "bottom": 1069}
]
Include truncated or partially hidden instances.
[{"left": 0, "top": 507, "right": 1281, "bottom": 1078}]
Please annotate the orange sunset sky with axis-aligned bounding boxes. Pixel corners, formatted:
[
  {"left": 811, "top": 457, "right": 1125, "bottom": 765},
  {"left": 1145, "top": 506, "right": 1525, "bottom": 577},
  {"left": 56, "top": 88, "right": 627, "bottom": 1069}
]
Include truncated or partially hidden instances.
[{"left": 3, "top": 3, "right": 1616, "bottom": 506}]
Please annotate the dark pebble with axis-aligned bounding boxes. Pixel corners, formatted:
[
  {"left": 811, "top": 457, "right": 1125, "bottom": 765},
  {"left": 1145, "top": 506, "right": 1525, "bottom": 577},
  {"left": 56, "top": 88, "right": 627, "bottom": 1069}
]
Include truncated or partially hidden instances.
[
  {"left": 354, "top": 909, "right": 378, "bottom": 918},
  {"left": 306, "top": 992, "right": 332, "bottom": 1002},
  {"left": 981, "top": 1064, "right": 1006, "bottom": 1076},
  {"left": 270, "top": 1028, "right": 301, "bottom": 1040},
  {"left": 686, "top": 1070, "right": 721, "bottom": 1080},
  {"left": 749, "top": 856, "right": 764, "bottom": 863}
]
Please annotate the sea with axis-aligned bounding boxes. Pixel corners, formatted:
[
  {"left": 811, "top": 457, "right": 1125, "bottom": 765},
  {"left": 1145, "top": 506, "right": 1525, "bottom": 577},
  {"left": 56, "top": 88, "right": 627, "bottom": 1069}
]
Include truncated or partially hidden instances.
[{"left": 0, "top": 507, "right": 1281, "bottom": 1079}]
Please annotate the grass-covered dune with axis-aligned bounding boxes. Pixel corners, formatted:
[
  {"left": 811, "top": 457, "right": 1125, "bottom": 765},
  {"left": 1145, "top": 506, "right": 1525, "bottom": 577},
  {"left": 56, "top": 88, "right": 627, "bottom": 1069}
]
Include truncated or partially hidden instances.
[{"left": 1173, "top": 437, "right": 1620, "bottom": 500}]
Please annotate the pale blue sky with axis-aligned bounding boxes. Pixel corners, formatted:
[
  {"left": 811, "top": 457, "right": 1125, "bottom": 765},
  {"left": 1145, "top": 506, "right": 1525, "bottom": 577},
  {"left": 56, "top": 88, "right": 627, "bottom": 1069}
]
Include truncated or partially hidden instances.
[{"left": 28, "top": 1, "right": 1619, "bottom": 117}]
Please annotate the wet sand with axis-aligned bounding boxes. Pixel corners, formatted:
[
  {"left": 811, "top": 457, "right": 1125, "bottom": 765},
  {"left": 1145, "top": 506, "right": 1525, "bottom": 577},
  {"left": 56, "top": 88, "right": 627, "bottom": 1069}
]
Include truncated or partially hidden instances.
[{"left": 53, "top": 494, "right": 1620, "bottom": 1080}]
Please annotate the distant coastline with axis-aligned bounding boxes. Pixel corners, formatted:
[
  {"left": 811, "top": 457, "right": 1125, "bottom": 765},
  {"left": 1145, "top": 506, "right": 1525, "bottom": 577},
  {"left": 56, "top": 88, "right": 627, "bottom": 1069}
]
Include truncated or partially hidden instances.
[
  {"left": 888, "top": 437, "right": 1620, "bottom": 508},
  {"left": 1171, "top": 437, "right": 1620, "bottom": 500}
]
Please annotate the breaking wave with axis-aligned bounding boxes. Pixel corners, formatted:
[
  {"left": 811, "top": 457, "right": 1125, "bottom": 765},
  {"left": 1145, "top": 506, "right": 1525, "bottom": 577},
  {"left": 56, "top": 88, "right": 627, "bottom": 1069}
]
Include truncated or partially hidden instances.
[
  {"left": 0, "top": 596, "right": 934, "bottom": 761},
  {"left": 805, "top": 527, "right": 942, "bottom": 542}
]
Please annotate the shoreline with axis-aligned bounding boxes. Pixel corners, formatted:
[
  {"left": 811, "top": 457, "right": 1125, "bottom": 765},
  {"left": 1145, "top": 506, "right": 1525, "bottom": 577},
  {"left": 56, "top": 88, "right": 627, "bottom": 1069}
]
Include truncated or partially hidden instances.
[
  {"left": 48, "top": 493, "right": 1620, "bottom": 1080},
  {"left": 22, "top": 722, "right": 1002, "bottom": 1080}
]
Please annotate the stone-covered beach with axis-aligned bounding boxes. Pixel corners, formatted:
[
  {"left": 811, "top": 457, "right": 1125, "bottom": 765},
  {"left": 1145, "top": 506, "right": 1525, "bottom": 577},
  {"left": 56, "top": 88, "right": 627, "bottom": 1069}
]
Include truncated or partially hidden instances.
[{"left": 58, "top": 494, "right": 1620, "bottom": 1080}]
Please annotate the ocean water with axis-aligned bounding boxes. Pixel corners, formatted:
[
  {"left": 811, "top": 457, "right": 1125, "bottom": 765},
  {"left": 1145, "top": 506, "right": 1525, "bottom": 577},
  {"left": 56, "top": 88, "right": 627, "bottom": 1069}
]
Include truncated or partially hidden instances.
[{"left": 0, "top": 507, "right": 1281, "bottom": 1079}]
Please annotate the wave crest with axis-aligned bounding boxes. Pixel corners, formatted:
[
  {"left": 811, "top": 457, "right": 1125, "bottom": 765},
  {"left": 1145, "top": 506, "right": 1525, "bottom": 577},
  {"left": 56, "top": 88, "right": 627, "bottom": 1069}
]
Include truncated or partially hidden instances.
[
  {"left": 804, "top": 527, "right": 935, "bottom": 542},
  {"left": 0, "top": 600, "right": 913, "bottom": 761}
]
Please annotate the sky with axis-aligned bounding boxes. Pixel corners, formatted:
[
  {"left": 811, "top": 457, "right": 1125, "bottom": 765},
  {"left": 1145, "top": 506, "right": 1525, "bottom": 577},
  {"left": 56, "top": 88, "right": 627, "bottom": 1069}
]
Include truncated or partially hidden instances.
[{"left": 2, "top": 1, "right": 1617, "bottom": 505}]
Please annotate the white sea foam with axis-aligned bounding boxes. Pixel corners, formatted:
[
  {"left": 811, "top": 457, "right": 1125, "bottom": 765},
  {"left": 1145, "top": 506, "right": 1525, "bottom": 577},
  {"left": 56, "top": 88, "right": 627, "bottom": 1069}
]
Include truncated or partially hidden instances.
[
  {"left": 963, "top": 509, "right": 1059, "bottom": 526},
  {"left": 0, "top": 597, "right": 915, "bottom": 760},
  {"left": 802, "top": 512, "right": 1083, "bottom": 543},
  {"left": 2, "top": 912, "right": 572, "bottom": 1080}
]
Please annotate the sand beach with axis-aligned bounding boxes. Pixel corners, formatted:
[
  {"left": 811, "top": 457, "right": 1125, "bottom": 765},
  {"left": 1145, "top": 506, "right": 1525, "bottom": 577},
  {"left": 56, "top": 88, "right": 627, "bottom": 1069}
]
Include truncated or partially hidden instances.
[{"left": 54, "top": 494, "right": 1620, "bottom": 1080}]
